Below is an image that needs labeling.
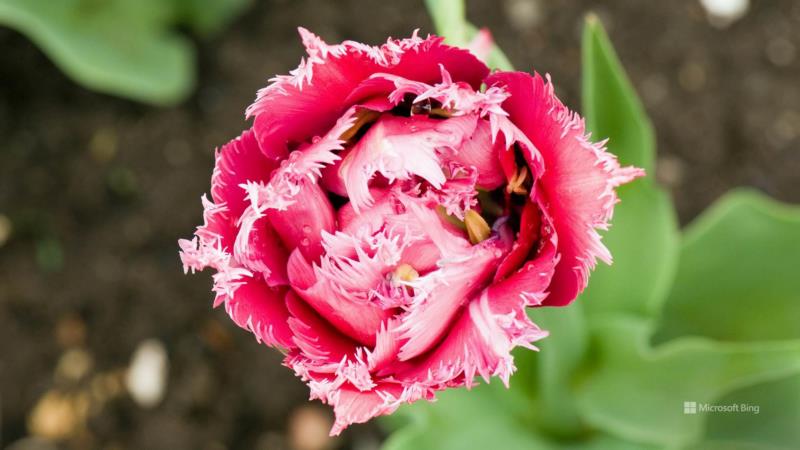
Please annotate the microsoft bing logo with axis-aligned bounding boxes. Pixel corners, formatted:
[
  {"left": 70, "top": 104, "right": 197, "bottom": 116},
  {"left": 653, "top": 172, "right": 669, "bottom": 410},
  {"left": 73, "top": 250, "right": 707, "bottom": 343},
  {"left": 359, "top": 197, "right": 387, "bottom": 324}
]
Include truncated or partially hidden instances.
[{"left": 684, "top": 401, "right": 697, "bottom": 414}]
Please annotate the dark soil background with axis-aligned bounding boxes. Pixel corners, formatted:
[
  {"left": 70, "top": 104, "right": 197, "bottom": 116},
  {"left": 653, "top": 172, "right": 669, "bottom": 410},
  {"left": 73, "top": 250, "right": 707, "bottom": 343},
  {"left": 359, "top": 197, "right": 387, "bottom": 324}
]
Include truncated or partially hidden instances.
[{"left": 1, "top": 0, "right": 798, "bottom": 449}]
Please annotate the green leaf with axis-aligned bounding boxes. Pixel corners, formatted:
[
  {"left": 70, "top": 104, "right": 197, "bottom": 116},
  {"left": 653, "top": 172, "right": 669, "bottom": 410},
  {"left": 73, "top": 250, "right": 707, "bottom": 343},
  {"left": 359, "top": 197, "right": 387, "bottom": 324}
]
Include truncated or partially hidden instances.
[
  {"left": 523, "top": 302, "right": 588, "bottom": 437},
  {"left": 382, "top": 382, "right": 550, "bottom": 450},
  {"left": 424, "top": 0, "right": 513, "bottom": 71},
  {"left": 580, "top": 15, "right": 678, "bottom": 317},
  {"left": 576, "top": 317, "right": 800, "bottom": 448},
  {"left": 695, "top": 374, "right": 800, "bottom": 450},
  {"left": 0, "top": 0, "right": 194, "bottom": 105},
  {"left": 381, "top": 381, "right": 661, "bottom": 450},
  {"left": 579, "top": 181, "right": 678, "bottom": 318},
  {"left": 174, "top": 0, "right": 250, "bottom": 36},
  {"left": 582, "top": 14, "right": 655, "bottom": 172},
  {"left": 655, "top": 189, "right": 800, "bottom": 343},
  {"left": 424, "top": 0, "right": 469, "bottom": 46}
]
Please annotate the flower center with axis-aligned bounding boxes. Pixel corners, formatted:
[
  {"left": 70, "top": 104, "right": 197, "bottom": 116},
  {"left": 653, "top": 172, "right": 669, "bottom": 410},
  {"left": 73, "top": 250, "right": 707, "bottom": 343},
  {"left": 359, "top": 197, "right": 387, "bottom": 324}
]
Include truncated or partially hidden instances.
[{"left": 393, "top": 263, "right": 419, "bottom": 282}]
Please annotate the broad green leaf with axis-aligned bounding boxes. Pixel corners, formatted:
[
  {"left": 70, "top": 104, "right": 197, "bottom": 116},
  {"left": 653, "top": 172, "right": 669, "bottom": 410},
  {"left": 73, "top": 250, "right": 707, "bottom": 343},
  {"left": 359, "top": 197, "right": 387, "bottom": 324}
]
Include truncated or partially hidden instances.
[
  {"left": 654, "top": 189, "right": 800, "bottom": 343},
  {"left": 582, "top": 14, "right": 655, "bottom": 172},
  {"left": 381, "top": 381, "right": 659, "bottom": 450},
  {"left": 174, "top": 0, "right": 250, "bottom": 36},
  {"left": 0, "top": 0, "right": 193, "bottom": 105},
  {"left": 576, "top": 317, "right": 800, "bottom": 448},
  {"left": 580, "top": 16, "right": 678, "bottom": 317},
  {"left": 424, "top": 0, "right": 513, "bottom": 70},
  {"left": 695, "top": 374, "right": 800, "bottom": 450},
  {"left": 578, "top": 181, "right": 678, "bottom": 318},
  {"left": 523, "top": 302, "right": 588, "bottom": 437},
  {"left": 382, "top": 382, "right": 549, "bottom": 450}
]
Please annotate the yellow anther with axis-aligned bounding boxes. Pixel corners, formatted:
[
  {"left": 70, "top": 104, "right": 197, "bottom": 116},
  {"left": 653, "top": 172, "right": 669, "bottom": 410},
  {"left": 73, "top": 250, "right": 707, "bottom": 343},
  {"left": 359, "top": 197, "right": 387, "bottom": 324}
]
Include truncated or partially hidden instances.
[
  {"left": 394, "top": 263, "right": 419, "bottom": 282},
  {"left": 464, "top": 209, "right": 491, "bottom": 244},
  {"left": 506, "top": 166, "right": 529, "bottom": 195}
]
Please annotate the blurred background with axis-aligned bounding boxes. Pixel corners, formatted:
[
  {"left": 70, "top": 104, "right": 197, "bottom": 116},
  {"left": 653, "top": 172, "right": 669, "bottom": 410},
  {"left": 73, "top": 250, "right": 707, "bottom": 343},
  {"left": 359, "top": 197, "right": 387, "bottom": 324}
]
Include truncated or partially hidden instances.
[{"left": 0, "top": 0, "right": 798, "bottom": 449}]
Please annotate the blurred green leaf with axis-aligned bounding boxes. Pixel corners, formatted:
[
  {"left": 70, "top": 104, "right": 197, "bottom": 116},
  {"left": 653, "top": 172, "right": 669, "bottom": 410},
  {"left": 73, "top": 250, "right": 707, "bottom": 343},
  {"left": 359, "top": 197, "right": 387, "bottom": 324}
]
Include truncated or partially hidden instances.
[
  {"left": 174, "top": 0, "right": 250, "bottom": 36},
  {"left": 580, "top": 16, "right": 678, "bottom": 318},
  {"left": 579, "top": 181, "right": 678, "bottom": 318},
  {"left": 524, "top": 302, "right": 588, "bottom": 437},
  {"left": 582, "top": 14, "right": 655, "bottom": 173},
  {"left": 695, "top": 374, "right": 800, "bottom": 450},
  {"left": 0, "top": 0, "right": 249, "bottom": 105},
  {"left": 0, "top": 0, "right": 192, "bottom": 104},
  {"left": 576, "top": 317, "right": 800, "bottom": 448},
  {"left": 35, "top": 236, "right": 64, "bottom": 272},
  {"left": 381, "top": 381, "right": 661, "bottom": 450},
  {"left": 424, "top": 0, "right": 469, "bottom": 46},
  {"left": 382, "top": 382, "right": 547, "bottom": 450},
  {"left": 655, "top": 189, "right": 800, "bottom": 343},
  {"left": 424, "top": 0, "right": 513, "bottom": 70}
]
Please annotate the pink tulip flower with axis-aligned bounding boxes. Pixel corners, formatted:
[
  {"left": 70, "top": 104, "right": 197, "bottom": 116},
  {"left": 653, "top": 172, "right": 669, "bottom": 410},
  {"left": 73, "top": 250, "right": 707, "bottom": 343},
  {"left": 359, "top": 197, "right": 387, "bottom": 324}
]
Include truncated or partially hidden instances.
[{"left": 180, "top": 29, "right": 643, "bottom": 434}]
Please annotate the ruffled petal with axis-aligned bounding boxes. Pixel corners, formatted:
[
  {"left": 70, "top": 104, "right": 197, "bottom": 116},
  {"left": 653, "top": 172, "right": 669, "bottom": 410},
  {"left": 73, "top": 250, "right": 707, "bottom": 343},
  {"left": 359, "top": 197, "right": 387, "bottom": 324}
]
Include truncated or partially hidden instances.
[
  {"left": 285, "top": 290, "right": 358, "bottom": 365},
  {"left": 337, "top": 188, "right": 398, "bottom": 236},
  {"left": 488, "top": 205, "right": 559, "bottom": 308},
  {"left": 486, "top": 71, "right": 644, "bottom": 306},
  {"left": 220, "top": 277, "right": 294, "bottom": 349},
  {"left": 389, "top": 197, "right": 511, "bottom": 360},
  {"left": 340, "top": 115, "right": 460, "bottom": 212},
  {"left": 441, "top": 117, "right": 506, "bottom": 190},
  {"left": 494, "top": 199, "right": 543, "bottom": 282},
  {"left": 266, "top": 180, "right": 336, "bottom": 262},
  {"left": 328, "top": 383, "right": 405, "bottom": 436},
  {"left": 392, "top": 238, "right": 508, "bottom": 361},
  {"left": 211, "top": 128, "right": 280, "bottom": 219},
  {"left": 287, "top": 249, "right": 392, "bottom": 346},
  {"left": 394, "top": 288, "right": 547, "bottom": 390},
  {"left": 247, "top": 29, "right": 488, "bottom": 160},
  {"left": 233, "top": 209, "right": 289, "bottom": 286}
]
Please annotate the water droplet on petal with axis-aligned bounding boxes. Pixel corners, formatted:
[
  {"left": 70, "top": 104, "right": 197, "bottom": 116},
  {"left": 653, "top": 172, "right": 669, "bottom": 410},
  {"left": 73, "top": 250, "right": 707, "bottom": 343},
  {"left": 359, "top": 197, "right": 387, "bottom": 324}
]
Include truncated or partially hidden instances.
[
  {"left": 300, "top": 238, "right": 311, "bottom": 247},
  {"left": 302, "top": 225, "right": 312, "bottom": 234}
]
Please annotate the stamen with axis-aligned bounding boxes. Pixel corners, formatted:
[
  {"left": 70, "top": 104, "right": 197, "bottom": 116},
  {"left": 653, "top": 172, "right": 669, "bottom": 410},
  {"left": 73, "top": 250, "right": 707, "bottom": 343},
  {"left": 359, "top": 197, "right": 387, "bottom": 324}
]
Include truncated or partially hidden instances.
[
  {"left": 339, "top": 109, "right": 381, "bottom": 142},
  {"left": 464, "top": 209, "right": 491, "bottom": 244},
  {"left": 394, "top": 263, "right": 419, "bottom": 282},
  {"left": 506, "top": 166, "right": 529, "bottom": 195},
  {"left": 428, "top": 107, "right": 453, "bottom": 118}
]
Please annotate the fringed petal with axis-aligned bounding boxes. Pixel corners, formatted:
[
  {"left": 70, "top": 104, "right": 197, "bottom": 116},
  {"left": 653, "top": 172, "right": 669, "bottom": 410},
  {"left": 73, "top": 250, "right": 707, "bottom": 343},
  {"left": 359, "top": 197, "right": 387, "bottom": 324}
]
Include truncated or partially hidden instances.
[
  {"left": 328, "top": 383, "right": 406, "bottom": 436},
  {"left": 265, "top": 180, "right": 336, "bottom": 262},
  {"left": 220, "top": 277, "right": 295, "bottom": 349},
  {"left": 242, "top": 108, "right": 359, "bottom": 214},
  {"left": 337, "top": 188, "right": 398, "bottom": 236},
  {"left": 247, "top": 29, "right": 488, "bottom": 161},
  {"left": 211, "top": 128, "right": 280, "bottom": 219},
  {"left": 389, "top": 196, "right": 512, "bottom": 360},
  {"left": 486, "top": 71, "right": 644, "bottom": 306},
  {"left": 340, "top": 115, "right": 453, "bottom": 213},
  {"left": 285, "top": 290, "right": 358, "bottom": 365},
  {"left": 440, "top": 117, "right": 506, "bottom": 190},
  {"left": 287, "top": 249, "right": 393, "bottom": 346},
  {"left": 233, "top": 208, "right": 289, "bottom": 286},
  {"left": 394, "top": 289, "right": 547, "bottom": 390},
  {"left": 392, "top": 238, "right": 509, "bottom": 361},
  {"left": 494, "top": 197, "right": 544, "bottom": 282}
]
